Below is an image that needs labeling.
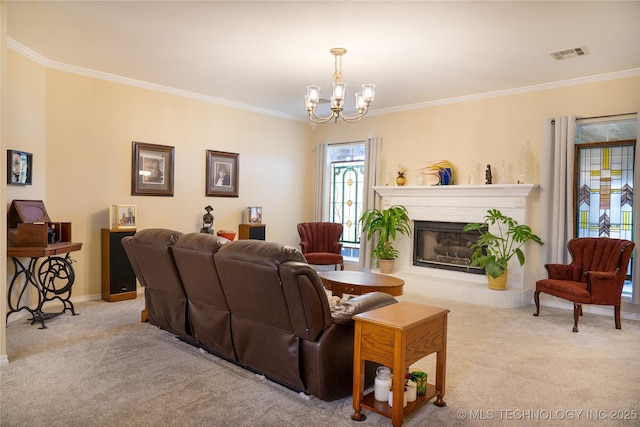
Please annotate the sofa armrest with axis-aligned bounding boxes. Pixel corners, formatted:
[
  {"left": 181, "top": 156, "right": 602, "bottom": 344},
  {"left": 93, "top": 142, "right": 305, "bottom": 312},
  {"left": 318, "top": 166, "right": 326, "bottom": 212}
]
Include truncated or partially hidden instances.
[{"left": 330, "top": 292, "right": 397, "bottom": 325}]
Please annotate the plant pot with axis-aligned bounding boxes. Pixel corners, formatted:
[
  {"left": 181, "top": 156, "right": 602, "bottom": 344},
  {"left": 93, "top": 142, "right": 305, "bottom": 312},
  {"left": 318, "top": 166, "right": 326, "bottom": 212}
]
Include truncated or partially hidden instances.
[
  {"left": 487, "top": 271, "right": 508, "bottom": 290},
  {"left": 378, "top": 259, "right": 395, "bottom": 274}
]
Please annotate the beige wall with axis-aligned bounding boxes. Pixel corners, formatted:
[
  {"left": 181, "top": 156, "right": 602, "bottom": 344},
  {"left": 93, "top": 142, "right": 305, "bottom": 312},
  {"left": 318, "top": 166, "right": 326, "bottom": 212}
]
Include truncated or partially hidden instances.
[{"left": 5, "top": 50, "right": 312, "bottom": 309}]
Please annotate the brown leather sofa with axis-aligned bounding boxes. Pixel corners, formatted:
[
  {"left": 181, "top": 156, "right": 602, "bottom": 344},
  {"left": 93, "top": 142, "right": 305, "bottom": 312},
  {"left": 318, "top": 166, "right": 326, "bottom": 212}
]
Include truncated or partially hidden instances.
[{"left": 122, "top": 229, "right": 397, "bottom": 401}]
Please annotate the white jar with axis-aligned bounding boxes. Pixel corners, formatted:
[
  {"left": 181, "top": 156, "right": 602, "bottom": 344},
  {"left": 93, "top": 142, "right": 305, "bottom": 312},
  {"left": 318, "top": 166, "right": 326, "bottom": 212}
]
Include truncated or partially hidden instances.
[
  {"left": 388, "top": 388, "right": 408, "bottom": 408},
  {"left": 374, "top": 366, "right": 392, "bottom": 401},
  {"left": 406, "top": 380, "right": 417, "bottom": 402}
]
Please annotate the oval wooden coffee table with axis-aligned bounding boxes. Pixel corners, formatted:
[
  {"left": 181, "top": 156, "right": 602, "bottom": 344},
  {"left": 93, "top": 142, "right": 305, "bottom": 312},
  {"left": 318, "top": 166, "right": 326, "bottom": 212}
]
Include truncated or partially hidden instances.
[{"left": 318, "top": 270, "right": 404, "bottom": 298}]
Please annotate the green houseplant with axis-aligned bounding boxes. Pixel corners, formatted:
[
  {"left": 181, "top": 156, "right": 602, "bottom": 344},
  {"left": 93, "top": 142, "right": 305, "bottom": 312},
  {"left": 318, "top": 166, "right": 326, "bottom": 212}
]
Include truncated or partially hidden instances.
[
  {"left": 463, "top": 209, "right": 543, "bottom": 289},
  {"left": 360, "top": 205, "right": 412, "bottom": 273}
]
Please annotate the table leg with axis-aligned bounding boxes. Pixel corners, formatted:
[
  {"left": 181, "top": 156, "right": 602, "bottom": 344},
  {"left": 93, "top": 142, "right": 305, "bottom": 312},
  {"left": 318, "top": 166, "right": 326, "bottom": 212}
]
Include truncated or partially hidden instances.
[
  {"left": 351, "top": 322, "right": 366, "bottom": 421},
  {"left": 391, "top": 330, "right": 406, "bottom": 427}
]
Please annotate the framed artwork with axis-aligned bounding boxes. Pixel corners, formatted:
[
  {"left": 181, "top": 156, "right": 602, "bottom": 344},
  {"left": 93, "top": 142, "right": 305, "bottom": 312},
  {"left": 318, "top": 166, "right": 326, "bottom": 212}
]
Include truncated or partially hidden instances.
[
  {"left": 206, "top": 150, "right": 239, "bottom": 197},
  {"left": 245, "top": 206, "right": 262, "bottom": 224},
  {"left": 7, "top": 150, "right": 33, "bottom": 185},
  {"left": 131, "top": 141, "right": 175, "bottom": 196},
  {"left": 110, "top": 204, "right": 137, "bottom": 229}
]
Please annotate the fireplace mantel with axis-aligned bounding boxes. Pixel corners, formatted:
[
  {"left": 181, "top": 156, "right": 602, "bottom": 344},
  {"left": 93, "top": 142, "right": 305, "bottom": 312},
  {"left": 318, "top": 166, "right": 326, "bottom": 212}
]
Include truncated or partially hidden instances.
[{"left": 373, "top": 184, "right": 539, "bottom": 308}]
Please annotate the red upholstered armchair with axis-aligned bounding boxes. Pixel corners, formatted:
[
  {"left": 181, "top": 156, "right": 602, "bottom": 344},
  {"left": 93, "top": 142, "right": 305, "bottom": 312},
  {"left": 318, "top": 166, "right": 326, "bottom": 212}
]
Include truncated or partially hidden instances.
[
  {"left": 534, "top": 237, "right": 634, "bottom": 332},
  {"left": 297, "top": 222, "right": 344, "bottom": 270}
]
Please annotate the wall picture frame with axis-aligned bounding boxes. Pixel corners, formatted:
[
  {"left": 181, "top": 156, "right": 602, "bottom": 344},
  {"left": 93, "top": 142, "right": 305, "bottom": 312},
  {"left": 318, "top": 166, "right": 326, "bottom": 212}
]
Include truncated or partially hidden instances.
[
  {"left": 110, "top": 204, "right": 137, "bottom": 229},
  {"left": 7, "top": 150, "right": 33, "bottom": 185},
  {"left": 131, "top": 141, "right": 175, "bottom": 196},
  {"left": 245, "top": 206, "right": 262, "bottom": 224},
  {"left": 206, "top": 150, "right": 239, "bottom": 197}
]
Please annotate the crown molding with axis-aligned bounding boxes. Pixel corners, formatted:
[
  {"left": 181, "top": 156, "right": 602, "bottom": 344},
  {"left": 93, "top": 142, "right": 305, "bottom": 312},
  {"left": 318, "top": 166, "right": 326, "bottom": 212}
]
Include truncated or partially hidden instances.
[
  {"left": 370, "top": 68, "right": 640, "bottom": 116},
  {"left": 7, "top": 38, "right": 298, "bottom": 121},
  {"left": 9, "top": 38, "right": 639, "bottom": 122}
]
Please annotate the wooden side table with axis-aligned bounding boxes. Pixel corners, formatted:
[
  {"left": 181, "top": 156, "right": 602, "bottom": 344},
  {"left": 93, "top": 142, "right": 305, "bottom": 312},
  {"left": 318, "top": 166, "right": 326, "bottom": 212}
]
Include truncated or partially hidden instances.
[{"left": 352, "top": 301, "right": 449, "bottom": 427}]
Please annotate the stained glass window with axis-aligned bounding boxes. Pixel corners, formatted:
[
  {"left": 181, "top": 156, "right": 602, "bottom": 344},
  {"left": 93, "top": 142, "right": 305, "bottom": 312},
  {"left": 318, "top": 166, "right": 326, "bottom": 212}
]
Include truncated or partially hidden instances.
[
  {"left": 575, "top": 142, "right": 634, "bottom": 240},
  {"left": 574, "top": 117, "right": 636, "bottom": 294},
  {"left": 327, "top": 143, "right": 365, "bottom": 259}
]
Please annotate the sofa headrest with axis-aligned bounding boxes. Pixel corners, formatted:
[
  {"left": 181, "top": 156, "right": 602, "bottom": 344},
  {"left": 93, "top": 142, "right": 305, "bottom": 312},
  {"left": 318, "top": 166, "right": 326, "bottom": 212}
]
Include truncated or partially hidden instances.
[
  {"left": 173, "top": 232, "right": 228, "bottom": 253},
  {"left": 216, "top": 240, "right": 306, "bottom": 267},
  {"left": 127, "top": 228, "right": 184, "bottom": 248}
]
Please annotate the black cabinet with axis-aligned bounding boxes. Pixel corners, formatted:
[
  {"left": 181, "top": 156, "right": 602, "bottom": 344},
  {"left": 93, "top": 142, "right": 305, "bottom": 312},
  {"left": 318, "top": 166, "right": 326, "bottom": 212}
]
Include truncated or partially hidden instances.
[{"left": 101, "top": 228, "right": 137, "bottom": 302}]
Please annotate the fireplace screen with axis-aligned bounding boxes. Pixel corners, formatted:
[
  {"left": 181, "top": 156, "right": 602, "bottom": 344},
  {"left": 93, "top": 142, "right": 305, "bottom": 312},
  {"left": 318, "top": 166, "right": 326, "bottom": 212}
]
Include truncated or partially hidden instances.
[{"left": 413, "top": 221, "right": 485, "bottom": 274}]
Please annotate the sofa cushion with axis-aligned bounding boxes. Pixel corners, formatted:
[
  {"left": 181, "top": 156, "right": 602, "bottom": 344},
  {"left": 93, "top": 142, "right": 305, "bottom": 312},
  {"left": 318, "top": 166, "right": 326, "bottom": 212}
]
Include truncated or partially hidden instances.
[{"left": 330, "top": 292, "right": 398, "bottom": 325}]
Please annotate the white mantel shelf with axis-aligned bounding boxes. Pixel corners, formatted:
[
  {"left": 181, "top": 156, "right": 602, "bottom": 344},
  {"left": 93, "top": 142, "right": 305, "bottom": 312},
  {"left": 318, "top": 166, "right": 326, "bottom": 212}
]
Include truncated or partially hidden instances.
[
  {"left": 374, "top": 183, "right": 536, "bottom": 199},
  {"left": 372, "top": 183, "right": 540, "bottom": 308}
]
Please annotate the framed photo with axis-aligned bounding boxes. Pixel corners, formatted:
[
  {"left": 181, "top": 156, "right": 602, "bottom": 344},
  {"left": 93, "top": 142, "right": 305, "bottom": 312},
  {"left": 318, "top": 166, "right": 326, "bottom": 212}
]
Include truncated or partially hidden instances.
[
  {"left": 110, "top": 204, "right": 137, "bottom": 229},
  {"left": 7, "top": 150, "right": 33, "bottom": 185},
  {"left": 131, "top": 141, "right": 175, "bottom": 196},
  {"left": 206, "top": 150, "right": 239, "bottom": 197},
  {"left": 245, "top": 206, "right": 262, "bottom": 224}
]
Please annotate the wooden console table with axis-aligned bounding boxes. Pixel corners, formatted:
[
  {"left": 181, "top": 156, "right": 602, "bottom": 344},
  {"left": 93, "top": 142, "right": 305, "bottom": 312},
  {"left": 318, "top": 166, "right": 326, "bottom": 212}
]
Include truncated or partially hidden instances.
[
  {"left": 6, "top": 242, "right": 83, "bottom": 328},
  {"left": 352, "top": 301, "right": 449, "bottom": 427}
]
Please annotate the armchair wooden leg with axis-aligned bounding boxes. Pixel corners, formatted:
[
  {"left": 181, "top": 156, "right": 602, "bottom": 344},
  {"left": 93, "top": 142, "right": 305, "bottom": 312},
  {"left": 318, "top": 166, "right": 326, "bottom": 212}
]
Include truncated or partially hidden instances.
[
  {"left": 614, "top": 306, "right": 622, "bottom": 329},
  {"left": 572, "top": 303, "right": 581, "bottom": 332},
  {"left": 533, "top": 291, "right": 541, "bottom": 316}
]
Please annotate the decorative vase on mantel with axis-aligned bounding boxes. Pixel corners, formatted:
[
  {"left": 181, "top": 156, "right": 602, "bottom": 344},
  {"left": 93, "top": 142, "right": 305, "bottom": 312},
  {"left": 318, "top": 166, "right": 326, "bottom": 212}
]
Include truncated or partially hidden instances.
[{"left": 396, "top": 174, "right": 406, "bottom": 186}]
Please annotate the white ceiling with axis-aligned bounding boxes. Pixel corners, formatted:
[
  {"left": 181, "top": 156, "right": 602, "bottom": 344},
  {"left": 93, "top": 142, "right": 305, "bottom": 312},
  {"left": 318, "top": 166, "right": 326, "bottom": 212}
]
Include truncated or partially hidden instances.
[{"left": 7, "top": 1, "right": 640, "bottom": 121}]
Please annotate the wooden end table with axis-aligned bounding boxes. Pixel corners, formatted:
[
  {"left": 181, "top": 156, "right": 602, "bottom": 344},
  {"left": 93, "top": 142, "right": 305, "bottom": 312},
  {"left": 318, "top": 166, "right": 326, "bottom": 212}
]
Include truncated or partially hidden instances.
[
  {"left": 318, "top": 271, "right": 404, "bottom": 298},
  {"left": 352, "top": 301, "right": 449, "bottom": 427}
]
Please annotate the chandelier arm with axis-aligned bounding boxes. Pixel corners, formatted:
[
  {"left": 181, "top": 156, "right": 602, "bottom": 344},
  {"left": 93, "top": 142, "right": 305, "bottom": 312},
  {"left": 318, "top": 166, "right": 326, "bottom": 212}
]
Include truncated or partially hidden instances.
[
  {"left": 339, "top": 107, "right": 370, "bottom": 123},
  {"left": 308, "top": 109, "right": 336, "bottom": 124}
]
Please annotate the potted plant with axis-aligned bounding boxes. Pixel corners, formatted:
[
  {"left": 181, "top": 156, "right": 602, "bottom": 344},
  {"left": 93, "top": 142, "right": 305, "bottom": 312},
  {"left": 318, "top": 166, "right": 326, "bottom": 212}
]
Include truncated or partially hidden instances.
[
  {"left": 463, "top": 209, "right": 543, "bottom": 290},
  {"left": 360, "top": 205, "right": 412, "bottom": 273}
]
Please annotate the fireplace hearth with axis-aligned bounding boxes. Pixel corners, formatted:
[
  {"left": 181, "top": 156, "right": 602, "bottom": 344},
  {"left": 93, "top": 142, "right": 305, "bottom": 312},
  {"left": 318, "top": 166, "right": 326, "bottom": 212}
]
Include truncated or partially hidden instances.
[{"left": 413, "top": 221, "right": 484, "bottom": 274}]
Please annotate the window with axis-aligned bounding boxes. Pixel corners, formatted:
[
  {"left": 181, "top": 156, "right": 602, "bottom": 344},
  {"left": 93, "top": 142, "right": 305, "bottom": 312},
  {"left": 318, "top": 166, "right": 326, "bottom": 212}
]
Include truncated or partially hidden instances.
[
  {"left": 327, "top": 143, "right": 365, "bottom": 259},
  {"left": 574, "top": 118, "right": 637, "bottom": 297}
]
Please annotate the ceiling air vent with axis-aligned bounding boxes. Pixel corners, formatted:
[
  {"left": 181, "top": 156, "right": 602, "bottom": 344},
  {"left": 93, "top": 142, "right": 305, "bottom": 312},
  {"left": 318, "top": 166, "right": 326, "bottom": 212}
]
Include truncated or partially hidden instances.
[{"left": 550, "top": 47, "right": 586, "bottom": 60}]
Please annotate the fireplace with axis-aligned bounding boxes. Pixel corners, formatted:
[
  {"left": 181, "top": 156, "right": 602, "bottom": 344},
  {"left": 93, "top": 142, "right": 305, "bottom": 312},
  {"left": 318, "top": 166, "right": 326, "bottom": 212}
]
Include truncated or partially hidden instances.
[
  {"left": 373, "top": 184, "right": 538, "bottom": 308},
  {"left": 413, "top": 221, "right": 484, "bottom": 274}
]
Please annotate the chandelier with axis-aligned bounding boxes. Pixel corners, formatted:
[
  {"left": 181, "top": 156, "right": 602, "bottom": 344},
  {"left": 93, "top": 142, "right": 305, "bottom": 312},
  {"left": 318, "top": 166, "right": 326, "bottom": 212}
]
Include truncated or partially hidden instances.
[{"left": 305, "top": 48, "right": 376, "bottom": 124}]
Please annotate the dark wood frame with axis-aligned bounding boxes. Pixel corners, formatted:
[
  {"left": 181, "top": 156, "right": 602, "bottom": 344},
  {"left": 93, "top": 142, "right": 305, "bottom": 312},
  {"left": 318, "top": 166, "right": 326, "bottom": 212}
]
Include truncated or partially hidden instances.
[
  {"left": 7, "top": 150, "right": 33, "bottom": 185},
  {"left": 206, "top": 150, "right": 239, "bottom": 197},
  {"left": 131, "top": 141, "right": 175, "bottom": 196}
]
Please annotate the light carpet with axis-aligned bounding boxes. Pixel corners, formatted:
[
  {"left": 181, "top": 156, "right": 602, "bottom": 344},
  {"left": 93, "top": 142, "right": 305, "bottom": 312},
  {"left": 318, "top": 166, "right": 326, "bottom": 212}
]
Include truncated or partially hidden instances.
[{"left": 2, "top": 291, "right": 639, "bottom": 426}]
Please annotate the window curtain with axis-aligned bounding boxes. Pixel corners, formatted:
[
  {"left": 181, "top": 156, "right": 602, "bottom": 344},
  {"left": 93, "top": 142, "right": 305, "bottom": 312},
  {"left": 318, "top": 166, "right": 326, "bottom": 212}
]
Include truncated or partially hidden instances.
[
  {"left": 359, "top": 137, "right": 381, "bottom": 270},
  {"left": 634, "top": 110, "right": 640, "bottom": 304},
  {"left": 313, "top": 143, "right": 328, "bottom": 221},
  {"left": 540, "top": 116, "right": 576, "bottom": 267}
]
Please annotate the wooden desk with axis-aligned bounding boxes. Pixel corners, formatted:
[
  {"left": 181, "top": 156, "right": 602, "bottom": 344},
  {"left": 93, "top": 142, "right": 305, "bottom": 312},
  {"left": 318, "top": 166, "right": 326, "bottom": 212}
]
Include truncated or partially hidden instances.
[
  {"left": 352, "top": 302, "right": 449, "bottom": 427},
  {"left": 7, "top": 242, "right": 83, "bottom": 328},
  {"left": 318, "top": 271, "right": 404, "bottom": 298}
]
